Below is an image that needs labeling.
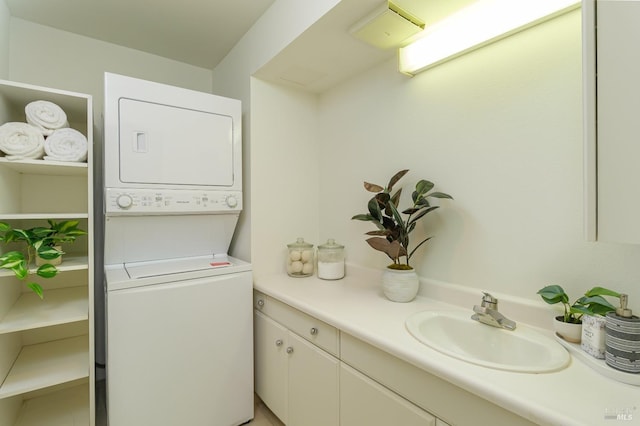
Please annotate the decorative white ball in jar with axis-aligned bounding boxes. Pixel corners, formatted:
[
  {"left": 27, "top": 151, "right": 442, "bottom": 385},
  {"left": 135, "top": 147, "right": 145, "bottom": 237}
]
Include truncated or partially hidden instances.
[{"left": 286, "top": 237, "right": 314, "bottom": 277}]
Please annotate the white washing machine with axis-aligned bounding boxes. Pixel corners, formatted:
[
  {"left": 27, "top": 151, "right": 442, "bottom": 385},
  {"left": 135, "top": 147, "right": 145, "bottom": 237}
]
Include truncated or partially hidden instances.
[{"left": 102, "top": 73, "right": 252, "bottom": 426}]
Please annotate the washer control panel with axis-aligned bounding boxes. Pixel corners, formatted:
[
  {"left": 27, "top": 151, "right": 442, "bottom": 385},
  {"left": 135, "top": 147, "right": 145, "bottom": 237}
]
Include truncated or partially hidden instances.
[{"left": 105, "top": 188, "right": 242, "bottom": 215}]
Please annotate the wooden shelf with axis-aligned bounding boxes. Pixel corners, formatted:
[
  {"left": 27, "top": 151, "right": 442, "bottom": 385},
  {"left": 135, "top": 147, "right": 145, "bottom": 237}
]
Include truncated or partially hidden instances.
[
  {"left": 0, "top": 78, "right": 94, "bottom": 425},
  {"left": 0, "top": 335, "right": 89, "bottom": 399},
  {"left": 0, "top": 255, "right": 89, "bottom": 278},
  {"left": 0, "top": 287, "right": 88, "bottom": 335},
  {"left": 0, "top": 78, "right": 89, "bottom": 126},
  {"left": 14, "top": 383, "right": 89, "bottom": 426},
  {"left": 0, "top": 158, "right": 87, "bottom": 176},
  {"left": 0, "top": 213, "right": 89, "bottom": 221}
]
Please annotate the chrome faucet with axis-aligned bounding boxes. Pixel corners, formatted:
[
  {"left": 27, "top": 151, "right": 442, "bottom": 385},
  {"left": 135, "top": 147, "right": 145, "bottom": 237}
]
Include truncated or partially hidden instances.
[{"left": 471, "top": 292, "right": 517, "bottom": 331}]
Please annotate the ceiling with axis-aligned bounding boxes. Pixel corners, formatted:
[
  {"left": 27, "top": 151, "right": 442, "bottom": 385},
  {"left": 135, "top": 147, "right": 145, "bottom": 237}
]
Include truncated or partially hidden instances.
[
  {"left": 6, "top": 0, "right": 474, "bottom": 92},
  {"left": 254, "top": 0, "right": 475, "bottom": 93},
  {"left": 6, "top": 0, "right": 276, "bottom": 69}
]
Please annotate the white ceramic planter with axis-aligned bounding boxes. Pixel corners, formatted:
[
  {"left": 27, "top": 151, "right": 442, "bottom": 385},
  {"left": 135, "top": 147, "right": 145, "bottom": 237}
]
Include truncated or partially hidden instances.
[
  {"left": 554, "top": 316, "right": 582, "bottom": 343},
  {"left": 382, "top": 267, "right": 419, "bottom": 303}
]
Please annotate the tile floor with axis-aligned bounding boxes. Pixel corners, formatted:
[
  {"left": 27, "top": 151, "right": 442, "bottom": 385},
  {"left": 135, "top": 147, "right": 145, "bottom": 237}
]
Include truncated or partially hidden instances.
[
  {"left": 96, "top": 380, "right": 283, "bottom": 425},
  {"left": 252, "top": 397, "right": 285, "bottom": 426}
]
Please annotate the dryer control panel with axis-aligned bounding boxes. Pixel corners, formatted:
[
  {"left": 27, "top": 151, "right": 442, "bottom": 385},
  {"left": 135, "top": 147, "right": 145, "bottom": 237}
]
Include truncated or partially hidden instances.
[{"left": 105, "top": 188, "right": 242, "bottom": 215}]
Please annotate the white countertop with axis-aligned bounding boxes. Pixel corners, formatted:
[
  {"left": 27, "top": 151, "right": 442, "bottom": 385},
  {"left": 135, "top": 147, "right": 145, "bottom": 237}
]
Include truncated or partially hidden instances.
[{"left": 254, "top": 266, "right": 640, "bottom": 426}]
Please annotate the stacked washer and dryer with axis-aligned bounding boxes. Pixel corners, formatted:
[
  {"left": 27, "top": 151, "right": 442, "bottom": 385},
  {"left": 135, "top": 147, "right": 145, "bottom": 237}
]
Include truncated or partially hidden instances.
[{"left": 102, "top": 73, "right": 253, "bottom": 426}]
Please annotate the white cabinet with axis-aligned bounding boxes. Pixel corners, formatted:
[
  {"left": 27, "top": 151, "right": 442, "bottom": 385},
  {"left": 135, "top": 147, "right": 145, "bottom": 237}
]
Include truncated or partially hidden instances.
[
  {"left": 0, "top": 79, "right": 94, "bottom": 425},
  {"left": 340, "top": 363, "right": 435, "bottom": 426},
  {"left": 584, "top": 0, "right": 640, "bottom": 243},
  {"left": 254, "top": 292, "right": 339, "bottom": 426},
  {"left": 254, "top": 311, "right": 288, "bottom": 422},
  {"left": 340, "top": 332, "right": 535, "bottom": 426},
  {"left": 255, "top": 290, "right": 534, "bottom": 426}
]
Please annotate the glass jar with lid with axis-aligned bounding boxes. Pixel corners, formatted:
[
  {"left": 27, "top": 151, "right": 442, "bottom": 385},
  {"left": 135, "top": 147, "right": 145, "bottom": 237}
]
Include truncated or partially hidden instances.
[
  {"left": 286, "top": 237, "right": 314, "bottom": 277},
  {"left": 317, "top": 238, "right": 345, "bottom": 280}
]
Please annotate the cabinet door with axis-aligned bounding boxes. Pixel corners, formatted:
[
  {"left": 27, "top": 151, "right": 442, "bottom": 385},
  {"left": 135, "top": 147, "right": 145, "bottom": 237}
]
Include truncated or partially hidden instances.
[
  {"left": 596, "top": 0, "right": 640, "bottom": 243},
  {"left": 340, "top": 363, "right": 435, "bottom": 426},
  {"left": 254, "top": 311, "right": 288, "bottom": 424},
  {"left": 287, "top": 332, "right": 339, "bottom": 426}
]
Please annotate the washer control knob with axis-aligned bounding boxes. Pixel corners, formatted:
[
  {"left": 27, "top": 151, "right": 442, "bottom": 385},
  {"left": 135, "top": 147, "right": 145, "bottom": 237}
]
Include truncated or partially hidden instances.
[
  {"left": 116, "top": 194, "right": 134, "bottom": 209},
  {"left": 225, "top": 195, "right": 238, "bottom": 208}
]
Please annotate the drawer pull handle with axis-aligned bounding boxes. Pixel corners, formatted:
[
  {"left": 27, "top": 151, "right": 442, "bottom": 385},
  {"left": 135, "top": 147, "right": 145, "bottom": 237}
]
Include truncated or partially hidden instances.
[
  {"left": 310, "top": 327, "right": 318, "bottom": 335},
  {"left": 257, "top": 299, "right": 265, "bottom": 307},
  {"left": 286, "top": 347, "right": 294, "bottom": 354},
  {"left": 275, "top": 339, "right": 283, "bottom": 347}
]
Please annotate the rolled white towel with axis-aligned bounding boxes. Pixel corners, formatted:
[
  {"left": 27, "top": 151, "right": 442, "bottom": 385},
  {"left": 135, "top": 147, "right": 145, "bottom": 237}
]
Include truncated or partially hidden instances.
[
  {"left": 44, "top": 128, "right": 88, "bottom": 162},
  {"left": 25, "top": 100, "right": 69, "bottom": 136},
  {"left": 0, "top": 122, "right": 45, "bottom": 160}
]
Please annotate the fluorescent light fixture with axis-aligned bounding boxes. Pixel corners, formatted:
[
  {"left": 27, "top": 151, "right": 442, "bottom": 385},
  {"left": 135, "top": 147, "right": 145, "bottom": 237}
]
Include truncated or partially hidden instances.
[{"left": 398, "top": 0, "right": 580, "bottom": 75}]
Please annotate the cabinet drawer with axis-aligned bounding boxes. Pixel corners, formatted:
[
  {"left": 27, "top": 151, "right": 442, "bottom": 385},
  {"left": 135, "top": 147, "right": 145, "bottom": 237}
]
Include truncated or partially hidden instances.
[{"left": 253, "top": 290, "right": 339, "bottom": 356}]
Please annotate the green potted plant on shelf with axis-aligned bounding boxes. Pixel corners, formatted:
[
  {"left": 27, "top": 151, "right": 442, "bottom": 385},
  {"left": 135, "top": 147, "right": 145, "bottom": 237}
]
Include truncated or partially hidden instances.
[
  {"left": 537, "top": 284, "right": 620, "bottom": 343},
  {"left": 0, "top": 219, "right": 87, "bottom": 298},
  {"left": 352, "top": 169, "right": 453, "bottom": 302}
]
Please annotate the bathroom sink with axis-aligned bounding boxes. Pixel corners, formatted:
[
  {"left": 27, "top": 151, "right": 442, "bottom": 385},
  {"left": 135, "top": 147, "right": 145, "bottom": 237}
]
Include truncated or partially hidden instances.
[{"left": 405, "top": 310, "right": 570, "bottom": 373}]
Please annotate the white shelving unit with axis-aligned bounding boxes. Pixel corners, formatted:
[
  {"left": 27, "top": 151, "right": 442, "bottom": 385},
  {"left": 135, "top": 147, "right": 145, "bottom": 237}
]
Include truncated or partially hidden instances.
[{"left": 0, "top": 79, "right": 94, "bottom": 426}]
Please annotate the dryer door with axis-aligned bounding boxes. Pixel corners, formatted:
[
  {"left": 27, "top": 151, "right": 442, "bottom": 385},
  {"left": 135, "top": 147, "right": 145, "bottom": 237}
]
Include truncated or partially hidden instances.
[{"left": 118, "top": 98, "right": 234, "bottom": 186}]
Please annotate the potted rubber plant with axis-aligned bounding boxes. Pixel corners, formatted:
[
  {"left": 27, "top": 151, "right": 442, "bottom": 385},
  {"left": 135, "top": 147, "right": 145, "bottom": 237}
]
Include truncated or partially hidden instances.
[
  {"left": 0, "top": 220, "right": 87, "bottom": 298},
  {"left": 352, "top": 169, "right": 453, "bottom": 302},
  {"left": 537, "top": 284, "right": 620, "bottom": 343}
]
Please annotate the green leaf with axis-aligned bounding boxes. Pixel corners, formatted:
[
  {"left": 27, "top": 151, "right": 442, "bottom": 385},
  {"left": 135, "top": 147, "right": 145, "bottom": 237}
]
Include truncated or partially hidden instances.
[
  {"left": 414, "top": 196, "right": 430, "bottom": 207},
  {"left": 408, "top": 236, "right": 433, "bottom": 261},
  {"left": 407, "top": 206, "right": 440, "bottom": 226},
  {"left": 386, "top": 201, "right": 405, "bottom": 230},
  {"left": 27, "top": 283, "right": 44, "bottom": 299},
  {"left": 351, "top": 214, "right": 374, "bottom": 221},
  {"left": 368, "top": 198, "right": 382, "bottom": 222},
  {"left": 537, "top": 285, "right": 569, "bottom": 305},
  {"left": 584, "top": 286, "right": 620, "bottom": 298},
  {"left": 36, "top": 264, "right": 58, "bottom": 279},
  {"left": 37, "top": 245, "right": 63, "bottom": 260},
  {"left": 415, "top": 180, "right": 434, "bottom": 196},
  {"left": 0, "top": 221, "right": 10, "bottom": 232},
  {"left": 64, "top": 229, "right": 87, "bottom": 237},
  {"left": 365, "top": 230, "right": 390, "bottom": 236},
  {"left": 57, "top": 220, "right": 80, "bottom": 233},
  {"left": 402, "top": 207, "right": 420, "bottom": 215},
  {"left": 428, "top": 191, "right": 453, "bottom": 199},
  {"left": 14, "top": 263, "right": 28, "bottom": 280},
  {"left": 0, "top": 259, "right": 23, "bottom": 269},
  {"left": 577, "top": 295, "right": 617, "bottom": 314},
  {"left": 0, "top": 250, "right": 25, "bottom": 263},
  {"left": 570, "top": 305, "right": 591, "bottom": 316}
]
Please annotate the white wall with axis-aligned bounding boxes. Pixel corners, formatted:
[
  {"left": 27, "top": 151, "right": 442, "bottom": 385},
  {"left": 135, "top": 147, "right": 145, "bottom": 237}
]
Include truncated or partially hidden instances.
[
  {"left": 0, "top": 0, "right": 9, "bottom": 78},
  {"left": 316, "top": 9, "right": 640, "bottom": 303},
  {"left": 212, "top": 0, "right": 341, "bottom": 263},
  {"left": 9, "top": 18, "right": 212, "bottom": 107},
  {"left": 216, "top": 2, "right": 640, "bottom": 308},
  {"left": 251, "top": 78, "right": 319, "bottom": 278}
]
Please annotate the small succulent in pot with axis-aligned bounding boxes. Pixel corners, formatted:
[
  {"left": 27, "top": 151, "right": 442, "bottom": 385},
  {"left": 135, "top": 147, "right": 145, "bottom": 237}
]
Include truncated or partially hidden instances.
[
  {"left": 352, "top": 169, "right": 453, "bottom": 270},
  {"left": 537, "top": 284, "right": 621, "bottom": 323},
  {"left": 0, "top": 219, "right": 87, "bottom": 298}
]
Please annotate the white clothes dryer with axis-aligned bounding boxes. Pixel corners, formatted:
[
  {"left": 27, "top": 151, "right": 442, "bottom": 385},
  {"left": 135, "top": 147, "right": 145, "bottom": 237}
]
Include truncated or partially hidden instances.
[{"left": 102, "top": 73, "right": 252, "bottom": 426}]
